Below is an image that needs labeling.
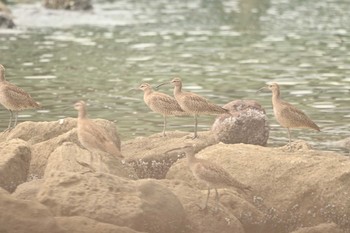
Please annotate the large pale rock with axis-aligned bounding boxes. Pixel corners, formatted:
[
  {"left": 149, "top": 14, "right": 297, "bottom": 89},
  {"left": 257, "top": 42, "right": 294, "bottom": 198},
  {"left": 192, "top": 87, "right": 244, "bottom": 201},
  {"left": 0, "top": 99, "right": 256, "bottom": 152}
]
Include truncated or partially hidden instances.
[
  {"left": 123, "top": 131, "right": 216, "bottom": 179},
  {"left": 211, "top": 100, "right": 269, "bottom": 146},
  {"left": 37, "top": 171, "right": 186, "bottom": 233},
  {"left": 160, "top": 179, "right": 257, "bottom": 233},
  {"left": 0, "top": 189, "right": 64, "bottom": 233},
  {"left": 0, "top": 139, "right": 31, "bottom": 192},
  {"left": 168, "top": 143, "right": 350, "bottom": 232},
  {"left": 44, "top": 142, "right": 137, "bottom": 179},
  {"left": 55, "top": 216, "right": 145, "bottom": 233}
]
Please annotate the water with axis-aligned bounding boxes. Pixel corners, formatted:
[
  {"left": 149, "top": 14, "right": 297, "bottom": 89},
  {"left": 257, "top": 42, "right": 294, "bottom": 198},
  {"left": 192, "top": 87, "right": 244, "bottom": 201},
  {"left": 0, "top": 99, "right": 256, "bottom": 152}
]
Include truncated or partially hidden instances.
[{"left": 0, "top": 0, "right": 349, "bottom": 152}]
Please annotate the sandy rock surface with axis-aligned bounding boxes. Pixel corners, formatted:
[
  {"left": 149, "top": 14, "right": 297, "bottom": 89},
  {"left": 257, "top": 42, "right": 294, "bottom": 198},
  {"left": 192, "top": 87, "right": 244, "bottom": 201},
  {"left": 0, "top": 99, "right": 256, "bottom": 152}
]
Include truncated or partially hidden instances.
[
  {"left": 0, "top": 139, "right": 31, "bottom": 192},
  {"left": 1, "top": 119, "right": 350, "bottom": 233},
  {"left": 167, "top": 142, "right": 350, "bottom": 232},
  {"left": 0, "top": 188, "right": 64, "bottom": 233},
  {"left": 37, "top": 171, "right": 186, "bottom": 233}
]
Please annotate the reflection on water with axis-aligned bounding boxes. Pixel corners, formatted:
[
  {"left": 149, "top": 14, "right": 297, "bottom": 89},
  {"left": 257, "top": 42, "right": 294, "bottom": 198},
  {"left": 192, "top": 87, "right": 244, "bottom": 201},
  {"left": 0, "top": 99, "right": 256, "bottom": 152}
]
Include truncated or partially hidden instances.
[{"left": 0, "top": 0, "right": 349, "bottom": 152}]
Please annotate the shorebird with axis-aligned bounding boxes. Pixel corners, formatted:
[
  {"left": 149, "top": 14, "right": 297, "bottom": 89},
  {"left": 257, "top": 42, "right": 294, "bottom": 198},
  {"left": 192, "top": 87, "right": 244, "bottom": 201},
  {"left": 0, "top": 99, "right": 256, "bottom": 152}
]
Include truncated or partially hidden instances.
[
  {"left": 259, "top": 83, "right": 320, "bottom": 146},
  {"left": 182, "top": 145, "right": 251, "bottom": 210},
  {"left": 138, "top": 83, "right": 186, "bottom": 136},
  {"left": 0, "top": 64, "right": 40, "bottom": 131},
  {"left": 157, "top": 77, "right": 228, "bottom": 138},
  {"left": 74, "top": 100, "right": 123, "bottom": 158}
]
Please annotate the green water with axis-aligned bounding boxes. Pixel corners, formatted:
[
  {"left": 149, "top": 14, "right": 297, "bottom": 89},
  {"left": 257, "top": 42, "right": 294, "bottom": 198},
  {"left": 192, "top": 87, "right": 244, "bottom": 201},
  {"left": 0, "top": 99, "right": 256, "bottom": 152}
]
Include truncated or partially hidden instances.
[{"left": 0, "top": 0, "right": 349, "bottom": 151}]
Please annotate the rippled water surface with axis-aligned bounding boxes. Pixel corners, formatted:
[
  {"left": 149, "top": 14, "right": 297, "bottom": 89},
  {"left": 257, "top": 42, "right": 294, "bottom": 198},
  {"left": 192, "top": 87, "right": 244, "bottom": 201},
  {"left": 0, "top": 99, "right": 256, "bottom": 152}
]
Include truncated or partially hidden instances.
[{"left": 1, "top": 0, "right": 350, "bottom": 152}]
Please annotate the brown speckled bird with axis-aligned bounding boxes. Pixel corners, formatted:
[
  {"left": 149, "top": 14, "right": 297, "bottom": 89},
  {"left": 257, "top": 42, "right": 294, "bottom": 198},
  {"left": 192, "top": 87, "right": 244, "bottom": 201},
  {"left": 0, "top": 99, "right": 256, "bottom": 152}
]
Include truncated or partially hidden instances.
[
  {"left": 184, "top": 145, "right": 251, "bottom": 210},
  {"left": 261, "top": 83, "right": 320, "bottom": 146},
  {"left": 0, "top": 64, "right": 40, "bottom": 131},
  {"left": 74, "top": 101, "right": 123, "bottom": 158},
  {"left": 139, "top": 83, "right": 186, "bottom": 136},
  {"left": 157, "top": 78, "right": 228, "bottom": 139}
]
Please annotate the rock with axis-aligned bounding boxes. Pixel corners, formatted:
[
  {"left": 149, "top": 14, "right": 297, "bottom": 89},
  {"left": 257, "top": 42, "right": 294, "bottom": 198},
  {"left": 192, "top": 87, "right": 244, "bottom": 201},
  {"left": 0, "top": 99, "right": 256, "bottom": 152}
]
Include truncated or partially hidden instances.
[
  {"left": 37, "top": 171, "right": 186, "bottom": 233},
  {"left": 8, "top": 118, "right": 122, "bottom": 178},
  {"left": 211, "top": 99, "right": 269, "bottom": 146},
  {"left": 55, "top": 216, "right": 145, "bottom": 233},
  {"left": 161, "top": 179, "right": 257, "bottom": 233},
  {"left": 30, "top": 128, "right": 79, "bottom": 178},
  {"left": 2, "top": 118, "right": 120, "bottom": 147},
  {"left": 12, "top": 179, "right": 43, "bottom": 201},
  {"left": 0, "top": 189, "right": 64, "bottom": 233},
  {"left": 43, "top": 0, "right": 92, "bottom": 10},
  {"left": 0, "top": 1, "right": 14, "bottom": 28},
  {"left": 0, "top": 139, "right": 31, "bottom": 192},
  {"left": 44, "top": 142, "right": 137, "bottom": 179},
  {"left": 168, "top": 143, "right": 350, "bottom": 232},
  {"left": 122, "top": 131, "right": 216, "bottom": 179},
  {"left": 290, "top": 222, "right": 343, "bottom": 233}
]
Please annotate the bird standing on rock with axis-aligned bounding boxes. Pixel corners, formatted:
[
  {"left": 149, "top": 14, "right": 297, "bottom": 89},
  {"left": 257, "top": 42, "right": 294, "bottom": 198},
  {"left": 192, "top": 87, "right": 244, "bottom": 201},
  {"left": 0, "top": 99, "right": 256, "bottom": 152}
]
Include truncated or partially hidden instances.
[
  {"left": 157, "top": 77, "right": 229, "bottom": 139},
  {"left": 0, "top": 64, "right": 40, "bottom": 131},
  {"left": 259, "top": 83, "right": 320, "bottom": 147},
  {"left": 74, "top": 100, "right": 123, "bottom": 158},
  {"left": 138, "top": 83, "right": 186, "bottom": 136},
  {"left": 182, "top": 145, "right": 251, "bottom": 210}
]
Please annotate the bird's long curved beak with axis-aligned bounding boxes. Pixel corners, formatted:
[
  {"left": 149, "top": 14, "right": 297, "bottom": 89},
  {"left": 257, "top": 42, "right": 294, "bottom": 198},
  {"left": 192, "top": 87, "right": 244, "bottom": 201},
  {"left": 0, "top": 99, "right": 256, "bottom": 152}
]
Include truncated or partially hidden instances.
[
  {"left": 155, "top": 82, "right": 170, "bottom": 90},
  {"left": 256, "top": 86, "right": 268, "bottom": 94},
  {"left": 128, "top": 88, "right": 139, "bottom": 92}
]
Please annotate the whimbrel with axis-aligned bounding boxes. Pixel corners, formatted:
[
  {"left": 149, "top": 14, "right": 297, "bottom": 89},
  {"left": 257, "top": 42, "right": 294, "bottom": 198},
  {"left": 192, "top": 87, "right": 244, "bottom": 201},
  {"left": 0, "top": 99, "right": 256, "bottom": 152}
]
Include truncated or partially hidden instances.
[
  {"left": 0, "top": 64, "right": 40, "bottom": 131},
  {"left": 260, "top": 83, "right": 320, "bottom": 146},
  {"left": 157, "top": 78, "right": 228, "bottom": 138},
  {"left": 74, "top": 101, "right": 123, "bottom": 158},
  {"left": 138, "top": 83, "right": 186, "bottom": 136},
  {"left": 183, "top": 145, "right": 251, "bottom": 210}
]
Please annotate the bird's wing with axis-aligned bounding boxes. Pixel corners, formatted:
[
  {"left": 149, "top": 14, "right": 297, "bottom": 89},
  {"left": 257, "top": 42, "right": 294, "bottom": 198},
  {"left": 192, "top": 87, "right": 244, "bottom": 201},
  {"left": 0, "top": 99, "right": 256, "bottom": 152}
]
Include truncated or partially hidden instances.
[
  {"left": 3, "top": 83, "right": 39, "bottom": 108},
  {"left": 182, "top": 92, "right": 227, "bottom": 114},
  {"left": 279, "top": 102, "right": 320, "bottom": 130},
  {"left": 148, "top": 92, "right": 186, "bottom": 115}
]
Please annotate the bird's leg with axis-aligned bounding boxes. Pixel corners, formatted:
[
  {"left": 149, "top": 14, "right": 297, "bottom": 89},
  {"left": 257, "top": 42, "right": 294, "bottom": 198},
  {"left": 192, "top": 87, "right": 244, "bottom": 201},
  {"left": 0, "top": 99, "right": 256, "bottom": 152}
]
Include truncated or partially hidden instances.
[
  {"left": 4, "top": 110, "right": 13, "bottom": 132},
  {"left": 287, "top": 128, "right": 292, "bottom": 151},
  {"left": 214, "top": 188, "right": 220, "bottom": 212},
  {"left": 13, "top": 111, "right": 18, "bottom": 128},
  {"left": 201, "top": 187, "right": 211, "bottom": 210},
  {"left": 162, "top": 116, "right": 167, "bottom": 137},
  {"left": 192, "top": 114, "right": 198, "bottom": 139}
]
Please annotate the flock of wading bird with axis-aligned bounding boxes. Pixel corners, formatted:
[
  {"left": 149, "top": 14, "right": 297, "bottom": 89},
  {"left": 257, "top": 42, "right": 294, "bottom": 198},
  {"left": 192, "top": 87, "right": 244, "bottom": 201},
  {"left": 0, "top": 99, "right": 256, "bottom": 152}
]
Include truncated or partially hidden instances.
[{"left": 0, "top": 63, "right": 321, "bottom": 210}]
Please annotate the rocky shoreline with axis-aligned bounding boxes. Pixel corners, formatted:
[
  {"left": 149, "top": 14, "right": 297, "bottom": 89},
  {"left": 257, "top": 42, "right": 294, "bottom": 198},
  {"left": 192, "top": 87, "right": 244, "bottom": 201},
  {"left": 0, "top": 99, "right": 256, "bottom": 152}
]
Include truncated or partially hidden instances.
[{"left": 0, "top": 118, "right": 349, "bottom": 233}]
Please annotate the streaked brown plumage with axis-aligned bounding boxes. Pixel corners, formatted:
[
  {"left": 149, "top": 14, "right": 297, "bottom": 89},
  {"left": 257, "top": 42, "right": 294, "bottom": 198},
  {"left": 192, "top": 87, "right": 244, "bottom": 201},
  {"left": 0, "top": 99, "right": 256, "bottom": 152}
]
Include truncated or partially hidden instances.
[
  {"left": 139, "top": 83, "right": 186, "bottom": 136},
  {"left": 157, "top": 77, "right": 228, "bottom": 138},
  {"left": 262, "top": 83, "right": 320, "bottom": 146},
  {"left": 74, "top": 101, "right": 123, "bottom": 158},
  {"left": 0, "top": 64, "right": 40, "bottom": 131},
  {"left": 184, "top": 145, "right": 251, "bottom": 210}
]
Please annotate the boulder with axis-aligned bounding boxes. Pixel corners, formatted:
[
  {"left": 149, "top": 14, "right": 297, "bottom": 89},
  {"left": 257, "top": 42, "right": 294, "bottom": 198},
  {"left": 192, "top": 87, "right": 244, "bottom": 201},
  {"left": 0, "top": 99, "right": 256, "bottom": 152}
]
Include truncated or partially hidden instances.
[
  {"left": 211, "top": 100, "right": 269, "bottom": 146},
  {"left": 167, "top": 143, "right": 350, "bottom": 232},
  {"left": 0, "top": 189, "right": 64, "bottom": 233},
  {"left": 122, "top": 131, "right": 216, "bottom": 179},
  {"left": 160, "top": 179, "right": 258, "bottom": 233},
  {"left": 44, "top": 142, "right": 137, "bottom": 179},
  {"left": 37, "top": 171, "right": 186, "bottom": 233},
  {"left": 0, "top": 1, "right": 14, "bottom": 28},
  {"left": 43, "top": 0, "right": 92, "bottom": 10},
  {"left": 55, "top": 216, "right": 145, "bottom": 233},
  {"left": 0, "top": 139, "right": 31, "bottom": 192}
]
